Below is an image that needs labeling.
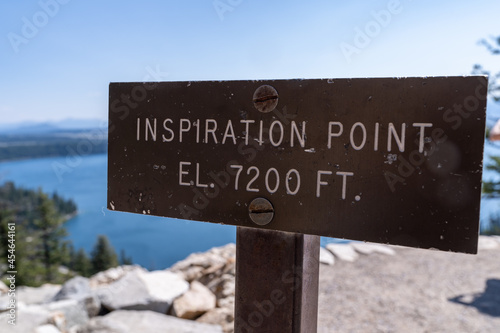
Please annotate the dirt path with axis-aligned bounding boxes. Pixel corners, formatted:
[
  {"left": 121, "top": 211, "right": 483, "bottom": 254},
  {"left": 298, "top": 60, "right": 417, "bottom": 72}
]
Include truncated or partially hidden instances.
[{"left": 318, "top": 245, "right": 500, "bottom": 332}]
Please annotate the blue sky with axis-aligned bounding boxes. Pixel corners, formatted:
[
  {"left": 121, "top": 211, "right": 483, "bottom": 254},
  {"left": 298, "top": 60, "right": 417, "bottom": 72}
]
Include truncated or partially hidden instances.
[{"left": 0, "top": 0, "right": 499, "bottom": 124}]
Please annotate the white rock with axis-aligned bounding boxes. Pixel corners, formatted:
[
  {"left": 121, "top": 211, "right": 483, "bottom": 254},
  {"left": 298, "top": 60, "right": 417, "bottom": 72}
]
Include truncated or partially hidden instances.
[
  {"left": 319, "top": 247, "right": 335, "bottom": 265},
  {"left": 52, "top": 276, "right": 101, "bottom": 317},
  {"left": 207, "top": 274, "right": 235, "bottom": 300},
  {"left": 172, "top": 281, "right": 217, "bottom": 319},
  {"left": 351, "top": 242, "right": 396, "bottom": 256},
  {"left": 0, "top": 298, "right": 9, "bottom": 313},
  {"left": 217, "top": 295, "right": 235, "bottom": 309},
  {"left": 325, "top": 244, "right": 359, "bottom": 262},
  {"left": 478, "top": 236, "right": 499, "bottom": 250},
  {"left": 53, "top": 276, "right": 91, "bottom": 301},
  {"left": 350, "top": 243, "right": 376, "bottom": 254},
  {"left": 0, "top": 304, "right": 52, "bottom": 332},
  {"left": 58, "top": 266, "right": 70, "bottom": 275},
  {"left": 96, "top": 270, "right": 147, "bottom": 311},
  {"left": 36, "top": 324, "right": 62, "bottom": 333},
  {"left": 17, "top": 284, "right": 61, "bottom": 304},
  {"left": 97, "top": 270, "right": 189, "bottom": 313},
  {"left": 48, "top": 311, "right": 66, "bottom": 332},
  {"left": 143, "top": 270, "right": 188, "bottom": 297},
  {"left": 0, "top": 280, "right": 8, "bottom": 294},
  {"left": 89, "top": 265, "right": 146, "bottom": 288},
  {"left": 169, "top": 244, "right": 236, "bottom": 282},
  {"left": 78, "top": 310, "right": 223, "bottom": 333},
  {"left": 170, "top": 244, "right": 235, "bottom": 270},
  {"left": 47, "top": 299, "right": 89, "bottom": 329},
  {"left": 197, "top": 307, "right": 234, "bottom": 333},
  {"left": 81, "top": 294, "right": 101, "bottom": 318}
]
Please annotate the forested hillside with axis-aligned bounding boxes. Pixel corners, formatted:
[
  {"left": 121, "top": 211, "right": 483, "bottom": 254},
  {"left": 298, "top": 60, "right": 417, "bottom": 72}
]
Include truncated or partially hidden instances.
[
  {"left": 0, "top": 182, "right": 131, "bottom": 286},
  {"left": 0, "top": 181, "right": 77, "bottom": 227},
  {"left": 0, "top": 129, "right": 107, "bottom": 162}
]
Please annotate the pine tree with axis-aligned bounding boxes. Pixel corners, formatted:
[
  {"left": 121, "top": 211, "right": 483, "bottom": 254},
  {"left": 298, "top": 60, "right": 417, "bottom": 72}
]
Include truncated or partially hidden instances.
[
  {"left": 90, "top": 235, "right": 118, "bottom": 274},
  {"left": 119, "top": 249, "right": 133, "bottom": 265},
  {"left": 1, "top": 206, "right": 43, "bottom": 286},
  {"left": 483, "top": 158, "right": 500, "bottom": 235},
  {"left": 476, "top": 35, "right": 500, "bottom": 235},
  {"left": 483, "top": 157, "right": 500, "bottom": 198},
  {"left": 12, "top": 224, "right": 43, "bottom": 286},
  {"left": 74, "top": 248, "right": 91, "bottom": 277},
  {"left": 0, "top": 210, "right": 13, "bottom": 261},
  {"left": 34, "top": 191, "right": 67, "bottom": 282},
  {"left": 0, "top": 182, "right": 79, "bottom": 286},
  {"left": 472, "top": 35, "right": 500, "bottom": 101},
  {"left": 60, "top": 241, "right": 75, "bottom": 270}
]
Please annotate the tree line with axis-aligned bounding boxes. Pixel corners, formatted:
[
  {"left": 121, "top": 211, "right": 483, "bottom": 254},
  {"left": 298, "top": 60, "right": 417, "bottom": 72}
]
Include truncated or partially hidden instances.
[
  {"left": 0, "top": 181, "right": 131, "bottom": 286},
  {"left": 0, "top": 132, "right": 107, "bottom": 162},
  {"left": 476, "top": 35, "right": 500, "bottom": 235}
]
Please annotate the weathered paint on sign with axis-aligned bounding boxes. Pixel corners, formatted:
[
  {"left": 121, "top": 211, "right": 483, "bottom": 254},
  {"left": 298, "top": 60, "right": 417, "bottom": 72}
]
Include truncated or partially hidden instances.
[{"left": 108, "top": 77, "right": 487, "bottom": 253}]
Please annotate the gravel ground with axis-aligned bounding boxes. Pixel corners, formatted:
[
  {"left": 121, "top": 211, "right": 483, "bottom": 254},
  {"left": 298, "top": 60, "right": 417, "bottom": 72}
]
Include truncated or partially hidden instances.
[{"left": 317, "top": 245, "right": 500, "bottom": 333}]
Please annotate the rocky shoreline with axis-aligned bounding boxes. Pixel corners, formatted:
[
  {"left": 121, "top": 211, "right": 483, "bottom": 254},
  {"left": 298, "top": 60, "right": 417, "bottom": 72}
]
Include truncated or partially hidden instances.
[{"left": 1, "top": 236, "right": 499, "bottom": 332}]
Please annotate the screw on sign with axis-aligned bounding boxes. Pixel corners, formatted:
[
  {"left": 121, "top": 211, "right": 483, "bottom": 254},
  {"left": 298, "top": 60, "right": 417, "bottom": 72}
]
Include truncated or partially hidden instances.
[
  {"left": 108, "top": 76, "right": 488, "bottom": 332},
  {"left": 253, "top": 85, "right": 279, "bottom": 113},
  {"left": 248, "top": 197, "right": 274, "bottom": 226}
]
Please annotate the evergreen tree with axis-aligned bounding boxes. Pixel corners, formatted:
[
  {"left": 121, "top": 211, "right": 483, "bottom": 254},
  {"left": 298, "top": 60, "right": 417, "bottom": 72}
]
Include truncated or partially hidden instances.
[
  {"left": 0, "top": 182, "right": 77, "bottom": 230},
  {"left": 119, "top": 248, "right": 133, "bottom": 265},
  {"left": 0, "top": 182, "right": 79, "bottom": 286},
  {"left": 483, "top": 157, "right": 500, "bottom": 198},
  {"left": 74, "top": 248, "right": 91, "bottom": 277},
  {"left": 483, "top": 156, "right": 500, "bottom": 235},
  {"left": 13, "top": 225, "right": 44, "bottom": 286},
  {"left": 1, "top": 206, "right": 44, "bottom": 286},
  {"left": 472, "top": 35, "right": 500, "bottom": 101},
  {"left": 90, "top": 235, "right": 118, "bottom": 274},
  {"left": 60, "top": 241, "right": 75, "bottom": 270},
  {"left": 0, "top": 210, "right": 13, "bottom": 261},
  {"left": 34, "top": 191, "right": 67, "bottom": 282},
  {"left": 476, "top": 34, "right": 500, "bottom": 235}
]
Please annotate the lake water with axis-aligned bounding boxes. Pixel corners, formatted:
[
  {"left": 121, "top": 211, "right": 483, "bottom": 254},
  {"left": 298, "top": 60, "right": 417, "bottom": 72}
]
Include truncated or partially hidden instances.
[
  {"left": 0, "top": 154, "right": 239, "bottom": 269},
  {"left": 1, "top": 151, "right": 499, "bottom": 269}
]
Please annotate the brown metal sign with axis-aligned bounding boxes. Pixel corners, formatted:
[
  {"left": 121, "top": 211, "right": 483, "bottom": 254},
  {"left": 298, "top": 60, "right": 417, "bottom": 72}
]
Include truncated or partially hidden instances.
[{"left": 108, "top": 77, "right": 487, "bottom": 254}]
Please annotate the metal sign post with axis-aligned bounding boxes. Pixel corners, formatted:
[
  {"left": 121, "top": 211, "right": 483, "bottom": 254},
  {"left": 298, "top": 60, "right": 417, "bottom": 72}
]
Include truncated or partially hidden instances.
[
  {"left": 235, "top": 228, "right": 320, "bottom": 333},
  {"left": 107, "top": 76, "right": 487, "bottom": 332}
]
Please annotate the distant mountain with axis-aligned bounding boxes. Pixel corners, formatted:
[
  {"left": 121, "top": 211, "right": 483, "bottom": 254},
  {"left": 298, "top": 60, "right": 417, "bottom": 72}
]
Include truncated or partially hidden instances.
[
  {"left": 0, "top": 120, "right": 108, "bottom": 162},
  {"left": 0, "top": 122, "right": 60, "bottom": 135},
  {"left": 53, "top": 118, "right": 107, "bottom": 130},
  {"left": 0, "top": 118, "right": 107, "bottom": 135}
]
